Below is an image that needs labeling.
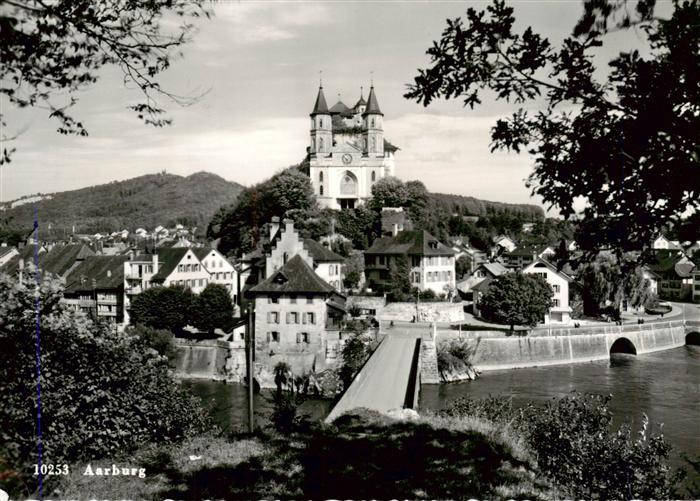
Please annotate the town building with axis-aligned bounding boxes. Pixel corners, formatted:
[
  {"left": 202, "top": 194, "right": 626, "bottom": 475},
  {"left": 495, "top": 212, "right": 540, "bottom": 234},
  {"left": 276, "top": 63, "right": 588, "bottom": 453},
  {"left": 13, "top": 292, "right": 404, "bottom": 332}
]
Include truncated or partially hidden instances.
[
  {"left": 381, "top": 207, "right": 412, "bottom": 236},
  {"left": 652, "top": 235, "right": 683, "bottom": 250},
  {"left": 0, "top": 245, "right": 19, "bottom": 267},
  {"left": 364, "top": 230, "right": 456, "bottom": 294},
  {"left": 248, "top": 255, "right": 346, "bottom": 381},
  {"left": 308, "top": 84, "right": 399, "bottom": 210},
  {"left": 457, "top": 262, "right": 509, "bottom": 298},
  {"left": 493, "top": 235, "right": 517, "bottom": 253},
  {"left": 502, "top": 245, "right": 555, "bottom": 269},
  {"left": 63, "top": 255, "right": 128, "bottom": 325},
  {"left": 451, "top": 237, "right": 489, "bottom": 274},
  {"left": 523, "top": 259, "right": 574, "bottom": 324},
  {"left": 649, "top": 250, "right": 695, "bottom": 300},
  {"left": 193, "top": 247, "right": 238, "bottom": 301}
]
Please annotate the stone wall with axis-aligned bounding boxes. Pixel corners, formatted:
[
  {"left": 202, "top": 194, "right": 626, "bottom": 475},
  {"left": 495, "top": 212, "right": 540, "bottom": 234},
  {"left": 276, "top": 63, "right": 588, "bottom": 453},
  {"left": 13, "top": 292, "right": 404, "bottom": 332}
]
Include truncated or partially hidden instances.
[
  {"left": 380, "top": 301, "right": 464, "bottom": 323},
  {"left": 346, "top": 295, "right": 386, "bottom": 315},
  {"left": 174, "top": 338, "right": 240, "bottom": 380},
  {"left": 435, "top": 320, "right": 687, "bottom": 371}
]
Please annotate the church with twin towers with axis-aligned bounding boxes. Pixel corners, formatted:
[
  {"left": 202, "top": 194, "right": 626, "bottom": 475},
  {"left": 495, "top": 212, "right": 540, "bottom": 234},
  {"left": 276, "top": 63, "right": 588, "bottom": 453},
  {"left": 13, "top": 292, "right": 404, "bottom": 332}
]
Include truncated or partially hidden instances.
[{"left": 308, "top": 82, "right": 399, "bottom": 210}]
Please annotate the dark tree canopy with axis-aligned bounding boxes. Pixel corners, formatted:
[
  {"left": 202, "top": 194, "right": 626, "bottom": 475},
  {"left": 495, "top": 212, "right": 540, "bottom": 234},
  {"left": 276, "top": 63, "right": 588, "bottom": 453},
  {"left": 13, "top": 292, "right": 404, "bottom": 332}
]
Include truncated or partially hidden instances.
[
  {"left": 0, "top": 0, "right": 210, "bottom": 163},
  {"left": 479, "top": 272, "right": 553, "bottom": 328},
  {"left": 192, "top": 283, "right": 234, "bottom": 333},
  {"left": 406, "top": 0, "right": 699, "bottom": 252},
  {"left": 130, "top": 285, "right": 195, "bottom": 333}
]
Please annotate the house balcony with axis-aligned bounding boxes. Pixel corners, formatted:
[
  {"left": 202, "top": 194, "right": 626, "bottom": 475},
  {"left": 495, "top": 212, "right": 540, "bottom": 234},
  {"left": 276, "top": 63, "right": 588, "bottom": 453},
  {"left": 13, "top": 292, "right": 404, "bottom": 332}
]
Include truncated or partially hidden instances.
[
  {"left": 79, "top": 299, "right": 95, "bottom": 308},
  {"left": 97, "top": 296, "right": 118, "bottom": 305},
  {"left": 126, "top": 285, "right": 144, "bottom": 295}
]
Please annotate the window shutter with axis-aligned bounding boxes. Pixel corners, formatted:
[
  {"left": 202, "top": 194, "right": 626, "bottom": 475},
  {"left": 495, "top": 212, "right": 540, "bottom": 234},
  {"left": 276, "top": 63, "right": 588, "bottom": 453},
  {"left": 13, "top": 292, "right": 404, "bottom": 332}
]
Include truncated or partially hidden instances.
[
  {"left": 266, "top": 332, "right": 271, "bottom": 342},
  {"left": 302, "top": 313, "right": 307, "bottom": 324},
  {"left": 296, "top": 332, "right": 301, "bottom": 344},
  {"left": 310, "top": 313, "right": 315, "bottom": 325},
  {"left": 267, "top": 312, "right": 271, "bottom": 323},
  {"left": 286, "top": 312, "right": 291, "bottom": 324}
]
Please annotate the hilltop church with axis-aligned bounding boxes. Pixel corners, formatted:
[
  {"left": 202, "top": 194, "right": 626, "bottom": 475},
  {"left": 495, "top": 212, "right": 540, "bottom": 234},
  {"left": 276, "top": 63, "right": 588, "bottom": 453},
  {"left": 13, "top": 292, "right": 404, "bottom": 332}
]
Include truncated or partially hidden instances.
[{"left": 308, "top": 84, "right": 399, "bottom": 210}]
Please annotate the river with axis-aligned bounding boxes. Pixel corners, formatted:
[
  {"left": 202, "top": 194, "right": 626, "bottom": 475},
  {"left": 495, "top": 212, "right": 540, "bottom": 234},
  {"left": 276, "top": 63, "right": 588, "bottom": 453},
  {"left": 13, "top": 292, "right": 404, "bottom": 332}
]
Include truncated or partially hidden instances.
[{"left": 183, "top": 345, "right": 699, "bottom": 488}]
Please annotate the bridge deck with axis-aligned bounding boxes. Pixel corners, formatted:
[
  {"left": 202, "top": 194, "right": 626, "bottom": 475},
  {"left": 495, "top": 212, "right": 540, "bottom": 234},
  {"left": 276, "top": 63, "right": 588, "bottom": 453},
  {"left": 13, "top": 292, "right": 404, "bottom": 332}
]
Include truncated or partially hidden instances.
[{"left": 325, "top": 332, "right": 421, "bottom": 423}]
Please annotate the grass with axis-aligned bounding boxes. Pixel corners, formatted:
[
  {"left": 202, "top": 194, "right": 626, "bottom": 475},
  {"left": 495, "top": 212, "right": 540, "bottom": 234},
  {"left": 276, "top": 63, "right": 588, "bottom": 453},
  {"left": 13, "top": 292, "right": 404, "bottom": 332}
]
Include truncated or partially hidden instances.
[{"left": 54, "top": 410, "right": 559, "bottom": 500}]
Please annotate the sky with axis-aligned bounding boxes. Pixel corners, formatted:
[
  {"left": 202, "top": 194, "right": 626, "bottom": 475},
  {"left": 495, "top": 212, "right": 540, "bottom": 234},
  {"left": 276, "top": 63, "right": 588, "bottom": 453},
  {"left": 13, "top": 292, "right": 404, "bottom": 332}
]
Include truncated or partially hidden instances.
[{"left": 0, "top": 0, "right": 668, "bottom": 212}]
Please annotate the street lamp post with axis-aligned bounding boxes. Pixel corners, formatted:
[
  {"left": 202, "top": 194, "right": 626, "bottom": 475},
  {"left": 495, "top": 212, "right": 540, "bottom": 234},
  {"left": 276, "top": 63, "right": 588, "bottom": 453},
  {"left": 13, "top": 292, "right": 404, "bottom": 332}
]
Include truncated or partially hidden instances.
[{"left": 235, "top": 262, "right": 255, "bottom": 434}]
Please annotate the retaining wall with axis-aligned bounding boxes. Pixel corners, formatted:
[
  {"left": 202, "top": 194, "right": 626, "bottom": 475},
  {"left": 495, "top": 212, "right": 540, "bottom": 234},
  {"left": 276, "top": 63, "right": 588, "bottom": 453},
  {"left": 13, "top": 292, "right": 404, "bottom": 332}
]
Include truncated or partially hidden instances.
[
  {"left": 437, "top": 320, "right": 687, "bottom": 371},
  {"left": 380, "top": 302, "right": 465, "bottom": 323}
]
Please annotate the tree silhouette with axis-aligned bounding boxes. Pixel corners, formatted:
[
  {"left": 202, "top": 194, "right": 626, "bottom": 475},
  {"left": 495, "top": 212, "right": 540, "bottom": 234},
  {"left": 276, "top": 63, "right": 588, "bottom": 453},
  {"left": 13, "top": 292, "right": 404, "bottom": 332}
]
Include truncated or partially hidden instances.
[
  {"left": 406, "top": 0, "right": 699, "bottom": 252},
  {"left": 1, "top": 0, "right": 211, "bottom": 163}
]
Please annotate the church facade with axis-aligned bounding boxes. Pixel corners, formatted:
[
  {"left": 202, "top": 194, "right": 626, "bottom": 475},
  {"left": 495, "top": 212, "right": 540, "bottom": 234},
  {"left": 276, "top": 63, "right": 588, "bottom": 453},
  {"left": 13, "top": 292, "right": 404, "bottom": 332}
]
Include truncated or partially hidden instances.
[{"left": 308, "top": 85, "right": 398, "bottom": 210}]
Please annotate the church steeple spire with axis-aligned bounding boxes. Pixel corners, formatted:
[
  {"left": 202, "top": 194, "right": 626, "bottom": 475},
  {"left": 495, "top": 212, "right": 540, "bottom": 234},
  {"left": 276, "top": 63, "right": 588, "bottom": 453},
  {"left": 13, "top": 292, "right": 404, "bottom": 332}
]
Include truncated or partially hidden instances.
[
  {"left": 362, "top": 85, "right": 383, "bottom": 116},
  {"left": 310, "top": 85, "right": 329, "bottom": 116}
]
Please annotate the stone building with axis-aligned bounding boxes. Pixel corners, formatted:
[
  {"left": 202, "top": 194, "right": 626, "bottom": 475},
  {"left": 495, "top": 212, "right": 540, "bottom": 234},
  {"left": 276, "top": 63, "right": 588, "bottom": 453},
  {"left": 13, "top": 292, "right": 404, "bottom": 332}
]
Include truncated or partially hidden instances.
[
  {"left": 248, "top": 255, "right": 346, "bottom": 384},
  {"left": 308, "top": 84, "right": 399, "bottom": 210},
  {"left": 364, "top": 230, "right": 456, "bottom": 294}
]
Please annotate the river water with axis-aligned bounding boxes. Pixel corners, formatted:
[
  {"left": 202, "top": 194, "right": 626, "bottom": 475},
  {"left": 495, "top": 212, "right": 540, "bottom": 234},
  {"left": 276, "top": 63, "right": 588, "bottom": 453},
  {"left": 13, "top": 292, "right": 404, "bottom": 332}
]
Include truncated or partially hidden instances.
[{"left": 184, "top": 345, "right": 699, "bottom": 487}]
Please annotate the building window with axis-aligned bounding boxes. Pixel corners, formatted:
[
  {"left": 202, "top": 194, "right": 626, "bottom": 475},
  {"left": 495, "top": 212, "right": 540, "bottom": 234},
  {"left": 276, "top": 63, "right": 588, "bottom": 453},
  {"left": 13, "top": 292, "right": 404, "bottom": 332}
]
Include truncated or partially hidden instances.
[
  {"left": 320, "top": 185, "right": 324, "bottom": 196},
  {"left": 411, "top": 271, "right": 420, "bottom": 283},
  {"left": 552, "top": 299, "right": 560, "bottom": 307},
  {"left": 271, "top": 331, "right": 279, "bottom": 343},
  {"left": 371, "top": 171, "right": 376, "bottom": 182},
  {"left": 290, "top": 295, "right": 297, "bottom": 304},
  {"left": 288, "top": 312, "right": 298, "bottom": 324},
  {"left": 371, "top": 137, "right": 376, "bottom": 151},
  {"left": 268, "top": 296, "right": 278, "bottom": 304},
  {"left": 371, "top": 118, "right": 375, "bottom": 128},
  {"left": 297, "top": 332, "right": 309, "bottom": 344},
  {"left": 552, "top": 284, "right": 560, "bottom": 293},
  {"left": 283, "top": 252, "right": 289, "bottom": 264},
  {"left": 340, "top": 171, "right": 358, "bottom": 195},
  {"left": 307, "top": 312, "right": 315, "bottom": 324},
  {"left": 319, "top": 171, "right": 323, "bottom": 183},
  {"left": 319, "top": 137, "right": 324, "bottom": 152},
  {"left": 268, "top": 312, "right": 279, "bottom": 324},
  {"left": 319, "top": 118, "right": 324, "bottom": 128}
]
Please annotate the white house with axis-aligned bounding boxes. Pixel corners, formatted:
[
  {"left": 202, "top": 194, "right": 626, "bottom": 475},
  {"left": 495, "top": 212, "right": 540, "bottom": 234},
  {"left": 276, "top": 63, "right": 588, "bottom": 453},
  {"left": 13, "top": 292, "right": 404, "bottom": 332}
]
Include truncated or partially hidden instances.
[
  {"left": 457, "top": 261, "right": 509, "bottom": 296},
  {"left": 494, "top": 235, "right": 517, "bottom": 253},
  {"left": 523, "top": 259, "right": 574, "bottom": 324},
  {"left": 194, "top": 247, "right": 238, "bottom": 301},
  {"left": 653, "top": 235, "right": 682, "bottom": 250}
]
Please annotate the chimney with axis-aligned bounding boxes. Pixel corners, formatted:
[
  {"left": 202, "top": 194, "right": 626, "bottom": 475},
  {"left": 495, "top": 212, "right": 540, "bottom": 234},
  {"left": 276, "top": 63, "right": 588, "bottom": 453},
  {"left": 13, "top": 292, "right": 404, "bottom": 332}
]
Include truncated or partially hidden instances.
[
  {"left": 270, "top": 216, "right": 280, "bottom": 239},
  {"left": 283, "top": 218, "right": 294, "bottom": 234},
  {"left": 392, "top": 223, "right": 399, "bottom": 237}
]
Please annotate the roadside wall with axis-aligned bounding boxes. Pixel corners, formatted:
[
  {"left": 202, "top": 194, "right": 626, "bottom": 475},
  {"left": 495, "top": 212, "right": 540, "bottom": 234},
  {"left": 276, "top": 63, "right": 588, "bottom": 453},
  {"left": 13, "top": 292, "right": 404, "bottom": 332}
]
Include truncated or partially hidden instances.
[
  {"left": 436, "top": 320, "right": 687, "bottom": 371},
  {"left": 380, "top": 302, "right": 464, "bottom": 323}
]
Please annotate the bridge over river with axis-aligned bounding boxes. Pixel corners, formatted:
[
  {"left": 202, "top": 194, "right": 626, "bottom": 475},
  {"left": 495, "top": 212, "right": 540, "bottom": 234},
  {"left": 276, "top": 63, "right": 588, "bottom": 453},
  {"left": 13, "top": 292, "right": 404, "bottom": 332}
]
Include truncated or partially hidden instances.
[{"left": 325, "top": 311, "right": 700, "bottom": 423}]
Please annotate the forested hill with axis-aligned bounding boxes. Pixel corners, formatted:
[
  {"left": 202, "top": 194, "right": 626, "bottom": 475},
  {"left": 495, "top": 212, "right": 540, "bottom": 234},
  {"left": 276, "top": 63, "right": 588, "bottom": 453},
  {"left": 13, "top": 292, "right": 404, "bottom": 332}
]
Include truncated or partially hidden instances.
[
  {"left": 1, "top": 172, "right": 243, "bottom": 235},
  {"left": 430, "top": 192, "right": 544, "bottom": 219}
]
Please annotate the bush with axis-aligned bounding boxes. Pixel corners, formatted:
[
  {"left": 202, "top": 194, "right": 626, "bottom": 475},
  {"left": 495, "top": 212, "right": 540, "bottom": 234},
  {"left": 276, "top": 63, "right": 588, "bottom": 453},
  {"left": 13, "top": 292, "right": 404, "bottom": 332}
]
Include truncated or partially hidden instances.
[
  {"left": 444, "top": 393, "right": 681, "bottom": 499},
  {"left": 436, "top": 338, "right": 474, "bottom": 376},
  {"left": 0, "top": 274, "right": 209, "bottom": 497},
  {"left": 338, "top": 333, "right": 373, "bottom": 390},
  {"left": 126, "top": 324, "right": 178, "bottom": 367}
]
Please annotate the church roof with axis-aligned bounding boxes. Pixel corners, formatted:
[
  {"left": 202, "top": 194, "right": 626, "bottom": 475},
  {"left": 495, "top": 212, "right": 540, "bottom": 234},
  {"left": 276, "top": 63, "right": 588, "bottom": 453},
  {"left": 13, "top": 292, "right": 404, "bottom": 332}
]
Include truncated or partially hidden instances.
[
  {"left": 353, "top": 90, "right": 367, "bottom": 110},
  {"left": 384, "top": 139, "right": 399, "bottom": 152},
  {"left": 310, "top": 86, "right": 330, "bottom": 116},
  {"left": 362, "top": 86, "right": 383, "bottom": 116},
  {"left": 329, "top": 100, "right": 352, "bottom": 116}
]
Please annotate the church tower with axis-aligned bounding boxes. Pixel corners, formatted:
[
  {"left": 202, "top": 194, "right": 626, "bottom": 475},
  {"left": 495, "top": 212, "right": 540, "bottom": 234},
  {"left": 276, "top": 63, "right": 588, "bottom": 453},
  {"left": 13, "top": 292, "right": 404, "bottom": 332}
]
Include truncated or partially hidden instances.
[
  {"left": 362, "top": 85, "right": 383, "bottom": 156},
  {"left": 309, "top": 85, "right": 331, "bottom": 158}
]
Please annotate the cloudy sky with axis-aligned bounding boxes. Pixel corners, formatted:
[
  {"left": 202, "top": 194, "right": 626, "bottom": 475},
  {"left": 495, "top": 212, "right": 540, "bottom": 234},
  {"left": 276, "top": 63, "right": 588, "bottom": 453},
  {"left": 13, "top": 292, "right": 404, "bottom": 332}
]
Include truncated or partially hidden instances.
[{"left": 0, "top": 1, "right": 667, "bottom": 212}]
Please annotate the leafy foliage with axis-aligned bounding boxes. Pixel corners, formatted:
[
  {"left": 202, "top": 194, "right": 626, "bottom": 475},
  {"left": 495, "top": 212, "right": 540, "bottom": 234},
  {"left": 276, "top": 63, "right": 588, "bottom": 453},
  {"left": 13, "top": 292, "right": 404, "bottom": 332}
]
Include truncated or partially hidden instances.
[
  {"left": 126, "top": 324, "right": 178, "bottom": 367},
  {"left": 1, "top": 0, "right": 211, "bottom": 163},
  {"left": 0, "top": 273, "right": 208, "bottom": 497},
  {"left": 338, "top": 333, "right": 373, "bottom": 390},
  {"left": 436, "top": 338, "right": 475, "bottom": 377},
  {"left": 387, "top": 255, "right": 412, "bottom": 301},
  {"left": 342, "top": 250, "right": 365, "bottom": 290},
  {"left": 407, "top": 0, "right": 700, "bottom": 251},
  {"left": 213, "top": 167, "right": 317, "bottom": 256},
  {"left": 130, "top": 285, "right": 195, "bottom": 333},
  {"left": 191, "top": 283, "right": 234, "bottom": 333},
  {"left": 479, "top": 272, "right": 553, "bottom": 328},
  {"left": 444, "top": 394, "right": 682, "bottom": 499}
]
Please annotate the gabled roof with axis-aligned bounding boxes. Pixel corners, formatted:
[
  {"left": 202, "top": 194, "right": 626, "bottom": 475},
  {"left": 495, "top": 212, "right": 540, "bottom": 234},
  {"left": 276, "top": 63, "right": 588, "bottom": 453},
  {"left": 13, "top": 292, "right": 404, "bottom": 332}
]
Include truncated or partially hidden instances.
[
  {"left": 249, "top": 255, "right": 334, "bottom": 295},
  {"left": 471, "top": 277, "right": 493, "bottom": 292},
  {"left": 524, "top": 259, "right": 575, "bottom": 282},
  {"left": 0, "top": 246, "right": 16, "bottom": 258},
  {"left": 648, "top": 249, "right": 692, "bottom": 277},
  {"left": 329, "top": 100, "right": 353, "bottom": 116},
  {"left": 480, "top": 262, "right": 509, "bottom": 277},
  {"left": 362, "top": 86, "right": 383, "bottom": 116},
  {"left": 506, "top": 245, "right": 552, "bottom": 258},
  {"left": 151, "top": 247, "right": 190, "bottom": 281},
  {"left": 365, "top": 230, "right": 455, "bottom": 257},
  {"left": 64, "top": 255, "right": 128, "bottom": 292},
  {"left": 41, "top": 244, "right": 94, "bottom": 277},
  {"left": 310, "top": 86, "right": 330, "bottom": 116},
  {"left": 193, "top": 247, "right": 218, "bottom": 261},
  {"left": 303, "top": 238, "right": 344, "bottom": 262}
]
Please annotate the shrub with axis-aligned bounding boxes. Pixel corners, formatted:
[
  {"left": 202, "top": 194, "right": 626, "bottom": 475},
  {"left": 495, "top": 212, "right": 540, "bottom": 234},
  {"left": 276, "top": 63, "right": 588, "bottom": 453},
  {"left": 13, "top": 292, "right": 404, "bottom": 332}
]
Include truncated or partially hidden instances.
[
  {"left": 338, "top": 333, "right": 373, "bottom": 390},
  {"left": 126, "top": 324, "right": 178, "bottom": 367},
  {"left": 436, "top": 338, "right": 474, "bottom": 376},
  {"left": 0, "top": 273, "right": 209, "bottom": 497},
  {"left": 444, "top": 393, "right": 681, "bottom": 499}
]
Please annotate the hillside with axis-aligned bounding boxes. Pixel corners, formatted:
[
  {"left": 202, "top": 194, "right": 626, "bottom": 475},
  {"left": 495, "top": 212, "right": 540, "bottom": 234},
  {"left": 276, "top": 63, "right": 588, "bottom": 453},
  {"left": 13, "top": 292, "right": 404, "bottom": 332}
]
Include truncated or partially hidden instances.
[
  {"left": 430, "top": 192, "right": 544, "bottom": 219},
  {"left": 1, "top": 172, "right": 243, "bottom": 236}
]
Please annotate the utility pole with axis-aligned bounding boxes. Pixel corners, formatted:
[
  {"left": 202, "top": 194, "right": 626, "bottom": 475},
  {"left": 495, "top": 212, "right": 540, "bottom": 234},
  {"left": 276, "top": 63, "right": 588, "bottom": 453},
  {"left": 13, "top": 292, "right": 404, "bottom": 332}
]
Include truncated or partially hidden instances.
[{"left": 246, "top": 305, "right": 255, "bottom": 433}]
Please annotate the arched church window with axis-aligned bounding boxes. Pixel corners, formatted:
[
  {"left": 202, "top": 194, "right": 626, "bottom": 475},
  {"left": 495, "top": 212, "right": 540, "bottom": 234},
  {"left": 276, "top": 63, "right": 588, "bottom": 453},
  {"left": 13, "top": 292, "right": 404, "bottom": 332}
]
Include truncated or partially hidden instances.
[
  {"left": 340, "top": 171, "right": 358, "bottom": 195},
  {"left": 371, "top": 171, "right": 376, "bottom": 182},
  {"left": 319, "top": 171, "right": 323, "bottom": 182},
  {"left": 319, "top": 118, "right": 324, "bottom": 128},
  {"left": 371, "top": 118, "right": 376, "bottom": 128},
  {"left": 320, "top": 185, "right": 324, "bottom": 196}
]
